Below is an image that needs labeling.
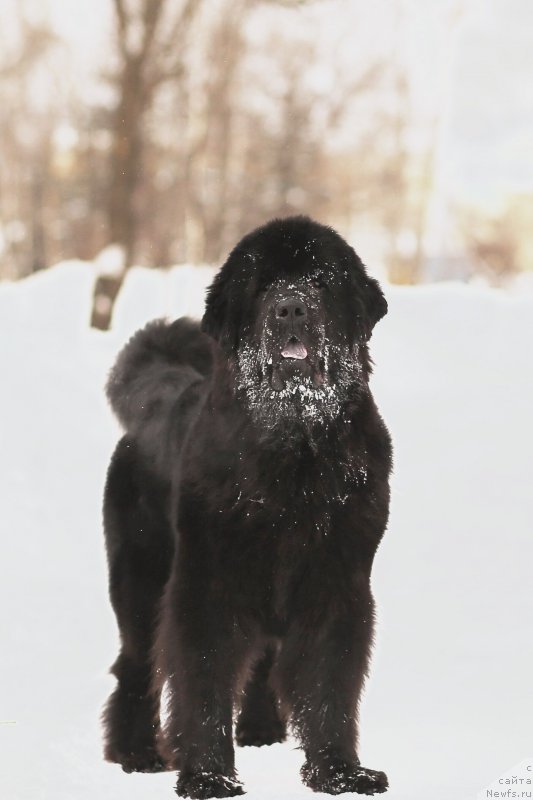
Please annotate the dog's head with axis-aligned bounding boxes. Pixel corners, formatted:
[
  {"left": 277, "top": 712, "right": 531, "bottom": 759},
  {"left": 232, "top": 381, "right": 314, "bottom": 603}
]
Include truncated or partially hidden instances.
[{"left": 202, "top": 216, "right": 387, "bottom": 430}]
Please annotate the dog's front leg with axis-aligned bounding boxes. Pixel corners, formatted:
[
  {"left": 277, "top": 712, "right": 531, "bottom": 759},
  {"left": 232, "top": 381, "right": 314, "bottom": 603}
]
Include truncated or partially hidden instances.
[
  {"left": 277, "top": 573, "right": 388, "bottom": 796},
  {"left": 156, "top": 567, "right": 245, "bottom": 799}
]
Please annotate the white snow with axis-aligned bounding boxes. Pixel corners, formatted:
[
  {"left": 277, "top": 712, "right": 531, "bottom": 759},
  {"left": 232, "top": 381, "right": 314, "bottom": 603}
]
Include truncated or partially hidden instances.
[
  {"left": 1, "top": 264, "right": 532, "bottom": 800},
  {"left": 94, "top": 245, "right": 126, "bottom": 278}
]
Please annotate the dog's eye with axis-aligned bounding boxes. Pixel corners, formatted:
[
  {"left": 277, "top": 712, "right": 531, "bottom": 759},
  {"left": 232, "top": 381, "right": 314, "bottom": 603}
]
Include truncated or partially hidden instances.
[{"left": 312, "top": 277, "right": 327, "bottom": 290}]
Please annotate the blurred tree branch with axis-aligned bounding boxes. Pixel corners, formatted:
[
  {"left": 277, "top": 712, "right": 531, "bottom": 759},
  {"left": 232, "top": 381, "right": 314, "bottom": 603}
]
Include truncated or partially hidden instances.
[{"left": 0, "top": 22, "right": 57, "bottom": 79}]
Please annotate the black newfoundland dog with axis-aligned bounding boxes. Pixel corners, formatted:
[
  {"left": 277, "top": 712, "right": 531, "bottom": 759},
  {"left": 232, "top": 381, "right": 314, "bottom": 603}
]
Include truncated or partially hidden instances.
[{"left": 102, "top": 216, "right": 392, "bottom": 798}]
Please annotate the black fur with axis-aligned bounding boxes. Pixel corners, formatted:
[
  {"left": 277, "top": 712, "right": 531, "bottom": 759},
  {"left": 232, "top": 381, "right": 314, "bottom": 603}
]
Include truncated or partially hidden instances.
[{"left": 102, "top": 216, "right": 392, "bottom": 798}]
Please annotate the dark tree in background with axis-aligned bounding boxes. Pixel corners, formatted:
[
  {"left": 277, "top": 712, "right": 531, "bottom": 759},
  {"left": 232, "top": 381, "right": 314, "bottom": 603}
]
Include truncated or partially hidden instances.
[
  {"left": 107, "top": 0, "right": 202, "bottom": 265},
  {"left": 92, "top": 0, "right": 204, "bottom": 328}
]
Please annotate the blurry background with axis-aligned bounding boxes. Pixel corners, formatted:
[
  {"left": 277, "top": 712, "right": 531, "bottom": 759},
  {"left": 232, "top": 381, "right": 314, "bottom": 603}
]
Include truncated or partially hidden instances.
[{"left": 1, "top": 0, "right": 532, "bottom": 327}]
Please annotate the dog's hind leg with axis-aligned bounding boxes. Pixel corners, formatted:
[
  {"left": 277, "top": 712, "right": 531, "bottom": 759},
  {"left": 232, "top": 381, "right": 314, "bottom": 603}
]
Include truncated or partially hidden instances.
[
  {"left": 235, "top": 645, "right": 286, "bottom": 747},
  {"left": 102, "top": 437, "right": 174, "bottom": 773}
]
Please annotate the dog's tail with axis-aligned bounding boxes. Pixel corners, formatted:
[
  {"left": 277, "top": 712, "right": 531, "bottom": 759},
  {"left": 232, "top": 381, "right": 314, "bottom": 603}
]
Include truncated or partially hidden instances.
[{"left": 106, "top": 318, "right": 212, "bottom": 474}]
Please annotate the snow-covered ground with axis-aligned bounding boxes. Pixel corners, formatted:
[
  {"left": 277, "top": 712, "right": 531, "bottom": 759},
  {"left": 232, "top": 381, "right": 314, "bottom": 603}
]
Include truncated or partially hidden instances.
[{"left": 1, "top": 263, "right": 532, "bottom": 800}]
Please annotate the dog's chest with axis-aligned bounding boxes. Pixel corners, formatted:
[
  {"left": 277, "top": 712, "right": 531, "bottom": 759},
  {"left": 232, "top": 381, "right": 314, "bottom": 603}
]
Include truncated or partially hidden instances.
[
  {"left": 234, "top": 447, "right": 367, "bottom": 534},
  {"left": 225, "top": 456, "right": 366, "bottom": 620},
  {"left": 192, "top": 432, "right": 370, "bottom": 627}
]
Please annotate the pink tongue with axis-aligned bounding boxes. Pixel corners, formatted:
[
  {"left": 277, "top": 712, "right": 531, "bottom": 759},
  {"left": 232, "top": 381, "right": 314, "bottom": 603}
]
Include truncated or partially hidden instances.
[{"left": 281, "top": 341, "right": 308, "bottom": 360}]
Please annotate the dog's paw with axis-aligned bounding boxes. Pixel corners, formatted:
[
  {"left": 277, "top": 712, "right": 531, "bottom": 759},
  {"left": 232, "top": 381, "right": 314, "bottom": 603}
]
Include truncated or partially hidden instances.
[
  {"left": 235, "top": 719, "right": 286, "bottom": 747},
  {"left": 301, "top": 760, "right": 388, "bottom": 795},
  {"left": 176, "top": 771, "right": 245, "bottom": 799}
]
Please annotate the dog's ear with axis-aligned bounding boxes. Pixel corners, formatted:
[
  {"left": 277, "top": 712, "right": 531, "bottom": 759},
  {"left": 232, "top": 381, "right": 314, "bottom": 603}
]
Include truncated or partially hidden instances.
[
  {"left": 362, "top": 275, "right": 388, "bottom": 332},
  {"left": 201, "top": 268, "right": 238, "bottom": 351},
  {"left": 347, "top": 248, "right": 388, "bottom": 339},
  {"left": 201, "top": 278, "right": 226, "bottom": 340}
]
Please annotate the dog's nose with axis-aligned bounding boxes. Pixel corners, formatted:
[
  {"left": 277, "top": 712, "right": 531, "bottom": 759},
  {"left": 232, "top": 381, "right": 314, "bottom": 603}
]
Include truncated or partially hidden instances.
[{"left": 275, "top": 298, "right": 308, "bottom": 321}]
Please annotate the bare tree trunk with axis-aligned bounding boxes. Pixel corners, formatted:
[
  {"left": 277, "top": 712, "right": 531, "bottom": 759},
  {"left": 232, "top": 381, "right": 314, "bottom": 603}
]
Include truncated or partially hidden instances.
[
  {"left": 108, "top": 58, "right": 146, "bottom": 267},
  {"left": 30, "top": 163, "right": 47, "bottom": 272},
  {"left": 91, "top": 0, "right": 202, "bottom": 329},
  {"left": 202, "top": 3, "right": 247, "bottom": 264}
]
